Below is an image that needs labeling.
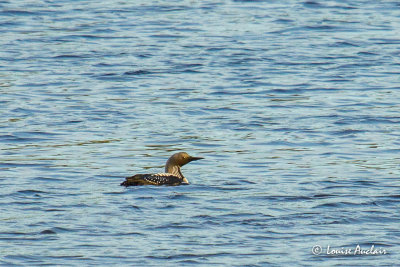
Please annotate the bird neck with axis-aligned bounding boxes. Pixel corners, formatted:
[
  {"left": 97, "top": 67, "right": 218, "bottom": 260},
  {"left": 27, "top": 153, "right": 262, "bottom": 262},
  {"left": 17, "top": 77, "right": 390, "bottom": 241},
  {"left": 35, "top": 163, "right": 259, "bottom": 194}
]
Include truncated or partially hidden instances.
[
  {"left": 165, "top": 165, "right": 183, "bottom": 178},
  {"left": 165, "top": 164, "right": 189, "bottom": 184}
]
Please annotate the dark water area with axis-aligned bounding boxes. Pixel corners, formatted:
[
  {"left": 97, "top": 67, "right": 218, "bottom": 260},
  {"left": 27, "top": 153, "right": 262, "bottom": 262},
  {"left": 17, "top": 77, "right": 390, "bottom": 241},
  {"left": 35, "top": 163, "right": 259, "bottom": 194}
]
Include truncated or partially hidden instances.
[{"left": 1, "top": 0, "right": 400, "bottom": 266}]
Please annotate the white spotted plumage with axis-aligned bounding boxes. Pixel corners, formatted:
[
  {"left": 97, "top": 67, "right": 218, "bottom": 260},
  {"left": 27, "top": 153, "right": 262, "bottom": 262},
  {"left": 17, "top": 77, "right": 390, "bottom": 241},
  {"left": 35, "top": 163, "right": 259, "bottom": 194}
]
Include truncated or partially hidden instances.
[{"left": 141, "top": 173, "right": 181, "bottom": 185}]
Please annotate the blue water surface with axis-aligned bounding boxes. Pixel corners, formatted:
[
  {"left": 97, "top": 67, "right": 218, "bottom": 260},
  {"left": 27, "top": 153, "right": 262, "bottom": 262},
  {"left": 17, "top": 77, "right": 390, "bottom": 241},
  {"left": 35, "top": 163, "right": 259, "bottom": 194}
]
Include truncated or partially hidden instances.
[{"left": 1, "top": 0, "right": 400, "bottom": 266}]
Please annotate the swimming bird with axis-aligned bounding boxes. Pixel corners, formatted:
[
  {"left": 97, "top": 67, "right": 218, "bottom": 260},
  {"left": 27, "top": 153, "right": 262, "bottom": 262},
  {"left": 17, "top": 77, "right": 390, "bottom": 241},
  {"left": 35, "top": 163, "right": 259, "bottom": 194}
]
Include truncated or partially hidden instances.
[{"left": 121, "top": 152, "right": 203, "bottom": 186}]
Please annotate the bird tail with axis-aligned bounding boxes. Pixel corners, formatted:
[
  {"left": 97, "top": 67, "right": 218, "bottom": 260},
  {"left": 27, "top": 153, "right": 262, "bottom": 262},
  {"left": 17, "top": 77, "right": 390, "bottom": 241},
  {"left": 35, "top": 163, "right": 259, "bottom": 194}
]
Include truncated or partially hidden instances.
[{"left": 120, "top": 175, "right": 144, "bottom": 186}]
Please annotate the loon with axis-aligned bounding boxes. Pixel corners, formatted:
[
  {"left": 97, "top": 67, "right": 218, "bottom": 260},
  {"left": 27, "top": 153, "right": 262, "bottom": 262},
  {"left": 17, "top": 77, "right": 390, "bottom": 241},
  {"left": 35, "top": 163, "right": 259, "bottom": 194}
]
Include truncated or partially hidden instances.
[{"left": 121, "top": 152, "right": 203, "bottom": 186}]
